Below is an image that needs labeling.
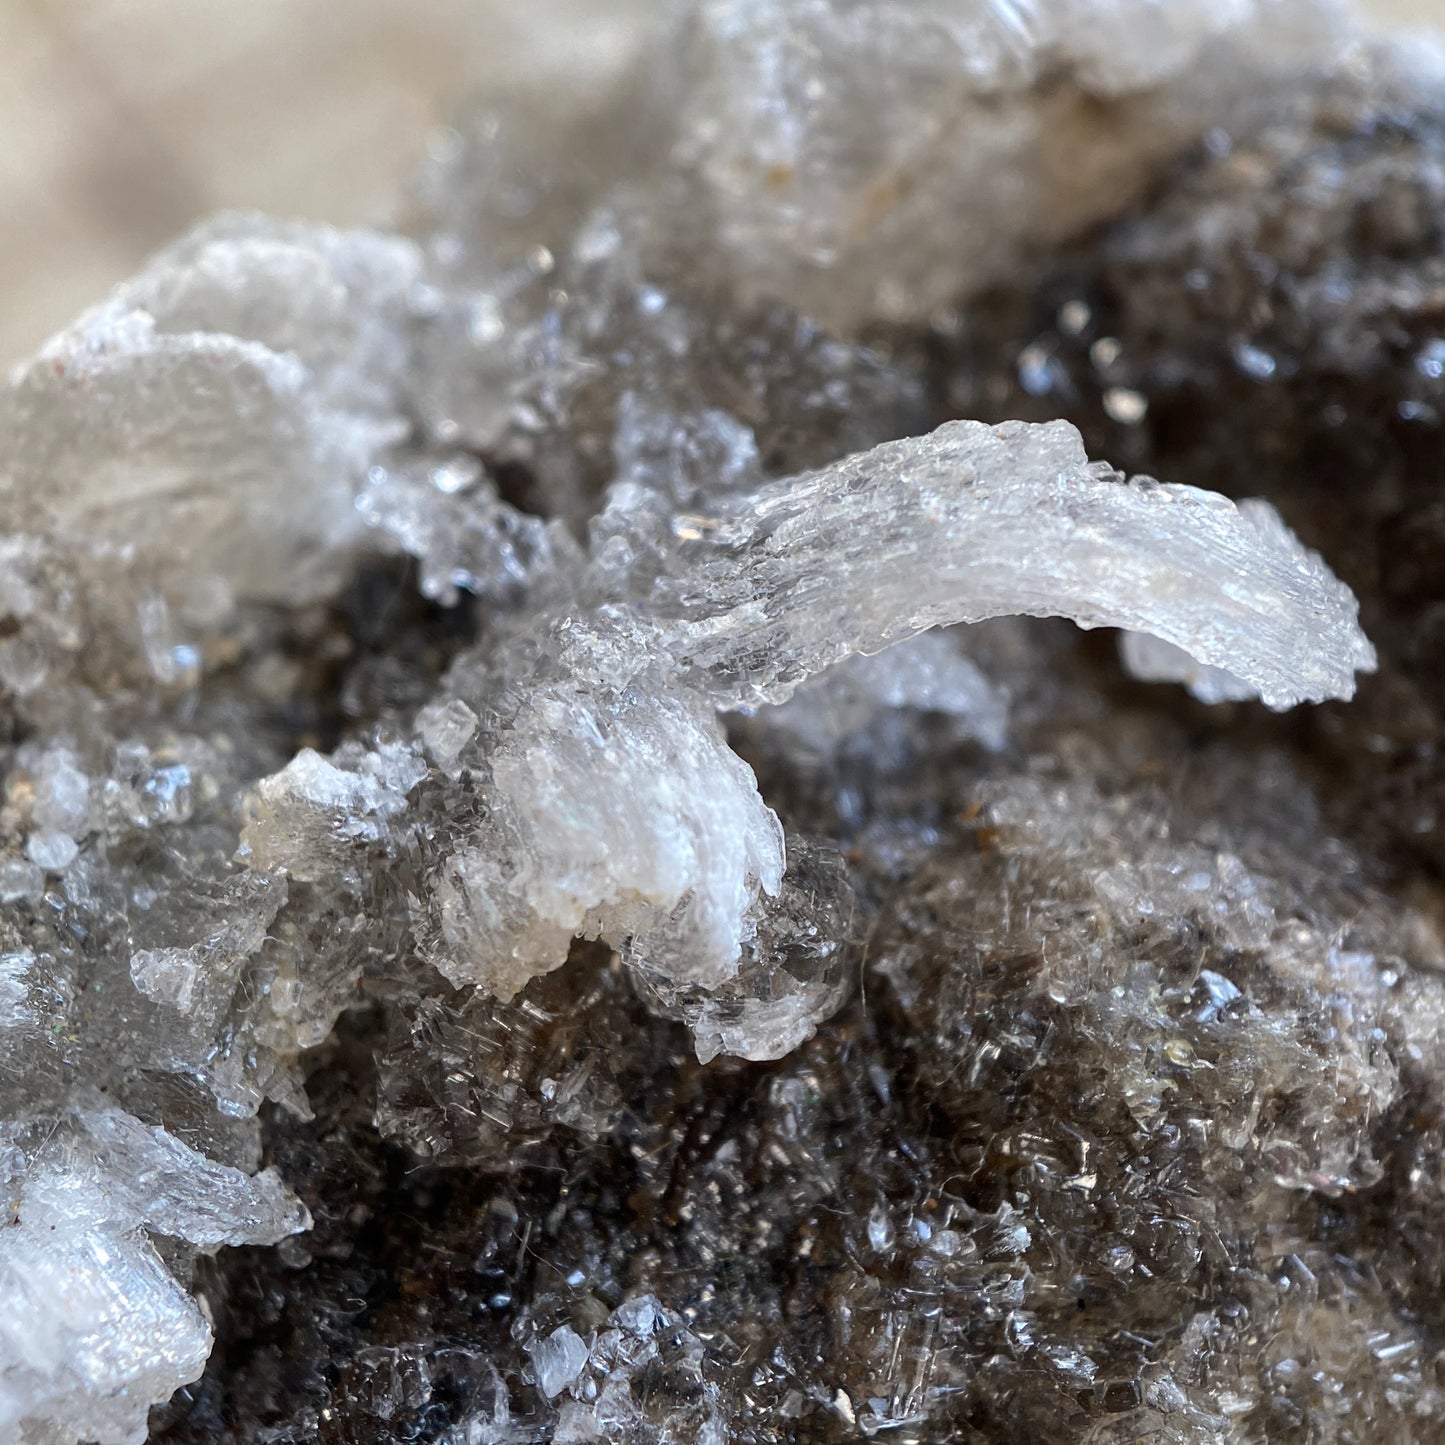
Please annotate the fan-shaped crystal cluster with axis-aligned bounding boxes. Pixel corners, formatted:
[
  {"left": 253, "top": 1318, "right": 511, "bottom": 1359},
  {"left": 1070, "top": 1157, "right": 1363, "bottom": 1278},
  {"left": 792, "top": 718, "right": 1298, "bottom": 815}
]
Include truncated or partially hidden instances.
[{"left": 2, "top": 1, "right": 1443, "bottom": 1442}]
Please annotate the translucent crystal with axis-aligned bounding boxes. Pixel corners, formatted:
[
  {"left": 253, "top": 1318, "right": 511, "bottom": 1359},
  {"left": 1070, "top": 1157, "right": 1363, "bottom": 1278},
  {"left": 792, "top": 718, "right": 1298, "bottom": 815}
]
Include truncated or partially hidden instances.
[
  {"left": 0, "top": 214, "right": 420, "bottom": 607},
  {"left": 628, "top": 839, "right": 862, "bottom": 1062},
  {"left": 525, "top": 1326, "right": 590, "bottom": 1400},
  {"left": 647, "top": 419, "right": 1374, "bottom": 712},
  {"left": 30, "top": 750, "right": 91, "bottom": 837},
  {"left": 409, "top": 416, "right": 1369, "bottom": 1018},
  {"left": 25, "top": 832, "right": 78, "bottom": 873},
  {"left": 757, "top": 631, "right": 1010, "bottom": 753},
  {"left": 415, "top": 697, "right": 480, "bottom": 776},
  {"left": 424, "top": 640, "right": 786, "bottom": 999},
  {"left": 242, "top": 742, "right": 426, "bottom": 881},
  {"left": 373, "top": 944, "right": 668, "bottom": 1167},
  {"left": 1117, "top": 630, "right": 1258, "bottom": 703},
  {"left": 0, "top": 1107, "right": 306, "bottom": 1445},
  {"left": 356, "top": 454, "right": 571, "bottom": 606},
  {"left": 129, "top": 947, "right": 204, "bottom": 1013}
]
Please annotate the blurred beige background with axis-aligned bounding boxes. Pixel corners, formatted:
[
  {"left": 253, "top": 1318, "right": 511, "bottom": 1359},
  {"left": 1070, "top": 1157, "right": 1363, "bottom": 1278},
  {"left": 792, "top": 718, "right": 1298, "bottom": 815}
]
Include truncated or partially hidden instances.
[{"left": 0, "top": 0, "right": 1440, "bottom": 366}]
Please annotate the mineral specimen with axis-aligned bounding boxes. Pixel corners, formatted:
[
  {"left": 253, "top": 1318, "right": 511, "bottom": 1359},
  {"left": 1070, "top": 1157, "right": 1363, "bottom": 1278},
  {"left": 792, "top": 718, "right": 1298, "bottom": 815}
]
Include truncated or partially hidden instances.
[{"left": 1, "top": 0, "right": 1443, "bottom": 1442}]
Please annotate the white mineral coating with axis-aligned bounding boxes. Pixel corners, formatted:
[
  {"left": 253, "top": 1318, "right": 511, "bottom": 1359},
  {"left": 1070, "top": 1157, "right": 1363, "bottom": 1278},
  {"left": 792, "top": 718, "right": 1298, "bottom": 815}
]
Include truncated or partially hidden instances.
[
  {"left": 404, "top": 0, "right": 1361, "bottom": 471},
  {"left": 428, "top": 627, "right": 786, "bottom": 999},
  {"left": 0, "top": 214, "right": 420, "bottom": 607},
  {"left": 413, "top": 0, "right": 1353, "bottom": 334},
  {"left": 657, "top": 0, "right": 1353, "bottom": 325},
  {"left": 1, "top": 1106, "right": 307, "bottom": 1445},
  {"left": 626, "top": 839, "right": 858, "bottom": 1063},
  {"left": 242, "top": 741, "right": 428, "bottom": 882}
]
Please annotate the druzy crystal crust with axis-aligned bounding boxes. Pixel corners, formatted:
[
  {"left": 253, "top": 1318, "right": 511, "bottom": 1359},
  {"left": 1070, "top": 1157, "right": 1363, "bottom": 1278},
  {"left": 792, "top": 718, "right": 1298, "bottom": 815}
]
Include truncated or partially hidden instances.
[{"left": 1, "top": 2, "right": 1443, "bottom": 1442}]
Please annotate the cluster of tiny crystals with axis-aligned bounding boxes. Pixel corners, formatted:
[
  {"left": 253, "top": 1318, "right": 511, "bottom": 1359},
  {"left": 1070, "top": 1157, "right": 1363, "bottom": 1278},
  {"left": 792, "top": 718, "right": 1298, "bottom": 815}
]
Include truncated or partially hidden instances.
[{"left": 1, "top": 2, "right": 1443, "bottom": 1442}]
